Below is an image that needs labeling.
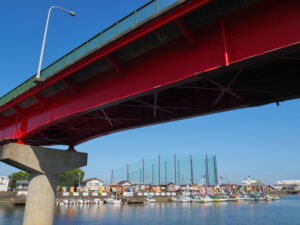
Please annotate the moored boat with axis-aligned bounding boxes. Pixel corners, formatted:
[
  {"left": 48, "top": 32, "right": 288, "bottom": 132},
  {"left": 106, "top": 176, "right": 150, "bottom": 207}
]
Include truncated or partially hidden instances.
[
  {"left": 266, "top": 195, "right": 279, "bottom": 201},
  {"left": 145, "top": 196, "right": 156, "bottom": 203},
  {"left": 105, "top": 197, "right": 122, "bottom": 204},
  {"left": 92, "top": 198, "right": 103, "bottom": 204},
  {"left": 200, "top": 196, "right": 215, "bottom": 203},
  {"left": 171, "top": 196, "right": 191, "bottom": 203},
  {"left": 77, "top": 199, "right": 84, "bottom": 205}
]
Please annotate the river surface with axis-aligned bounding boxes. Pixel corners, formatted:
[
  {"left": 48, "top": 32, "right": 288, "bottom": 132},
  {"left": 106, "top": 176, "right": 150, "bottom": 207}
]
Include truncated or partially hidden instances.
[{"left": 0, "top": 195, "right": 299, "bottom": 225}]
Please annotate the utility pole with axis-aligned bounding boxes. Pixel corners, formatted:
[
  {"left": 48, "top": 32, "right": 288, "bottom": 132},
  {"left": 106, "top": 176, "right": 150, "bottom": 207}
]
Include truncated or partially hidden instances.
[
  {"left": 205, "top": 155, "right": 209, "bottom": 185},
  {"left": 158, "top": 155, "right": 161, "bottom": 185},
  {"left": 213, "top": 155, "right": 218, "bottom": 186},
  {"left": 165, "top": 160, "right": 167, "bottom": 183},
  {"left": 111, "top": 169, "right": 114, "bottom": 184},
  {"left": 142, "top": 158, "right": 145, "bottom": 184},
  {"left": 178, "top": 160, "right": 181, "bottom": 186},
  {"left": 139, "top": 169, "right": 142, "bottom": 184},
  {"left": 174, "top": 155, "right": 177, "bottom": 185},
  {"left": 152, "top": 164, "right": 154, "bottom": 185},
  {"left": 190, "top": 154, "right": 194, "bottom": 184},
  {"left": 127, "top": 164, "right": 129, "bottom": 181}
]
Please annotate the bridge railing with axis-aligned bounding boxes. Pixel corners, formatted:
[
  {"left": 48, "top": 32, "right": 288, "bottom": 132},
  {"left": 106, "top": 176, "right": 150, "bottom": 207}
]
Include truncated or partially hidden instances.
[{"left": 0, "top": 0, "right": 181, "bottom": 108}]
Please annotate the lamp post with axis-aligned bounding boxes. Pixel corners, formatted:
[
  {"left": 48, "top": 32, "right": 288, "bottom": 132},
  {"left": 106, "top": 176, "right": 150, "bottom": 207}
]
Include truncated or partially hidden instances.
[{"left": 35, "top": 6, "right": 76, "bottom": 82}]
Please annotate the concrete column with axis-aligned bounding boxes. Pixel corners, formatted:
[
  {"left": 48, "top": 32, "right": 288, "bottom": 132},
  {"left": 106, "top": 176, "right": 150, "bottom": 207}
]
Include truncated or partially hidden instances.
[
  {"left": 23, "top": 173, "right": 58, "bottom": 225},
  {"left": 0, "top": 143, "right": 88, "bottom": 225}
]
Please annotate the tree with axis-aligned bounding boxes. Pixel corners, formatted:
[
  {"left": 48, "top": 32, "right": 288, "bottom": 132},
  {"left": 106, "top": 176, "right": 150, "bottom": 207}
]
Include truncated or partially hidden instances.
[
  {"left": 58, "top": 168, "right": 85, "bottom": 188},
  {"left": 9, "top": 171, "right": 30, "bottom": 189}
]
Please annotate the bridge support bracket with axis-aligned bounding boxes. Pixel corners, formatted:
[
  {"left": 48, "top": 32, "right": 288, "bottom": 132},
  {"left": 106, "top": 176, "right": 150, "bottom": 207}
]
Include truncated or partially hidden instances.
[{"left": 0, "top": 143, "right": 88, "bottom": 225}]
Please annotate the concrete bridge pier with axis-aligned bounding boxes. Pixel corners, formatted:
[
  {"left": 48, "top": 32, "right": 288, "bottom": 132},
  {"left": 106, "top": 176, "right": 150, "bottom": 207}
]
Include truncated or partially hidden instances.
[{"left": 0, "top": 143, "right": 88, "bottom": 225}]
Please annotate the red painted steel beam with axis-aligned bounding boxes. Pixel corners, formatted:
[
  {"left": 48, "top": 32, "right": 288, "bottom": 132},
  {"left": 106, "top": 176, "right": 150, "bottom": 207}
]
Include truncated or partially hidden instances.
[
  {"left": 106, "top": 55, "right": 123, "bottom": 75},
  {"left": 0, "top": 0, "right": 299, "bottom": 144},
  {"left": 33, "top": 93, "right": 48, "bottom": 107},
  {"left": 0, "top": 115, "right": 7, "bottom": 126},
  {"left": 220, "top": 17, "right": 229, "bottom": 66},
  {"left": 175, "top": 19, "right": 195, "bottom": 47},
  {"left": 62, "top": 79, "right": 78, "bottom": 95},
  {"left": 0, "top": 0, "right": 210, "bottom": 115},
  {"left": 12, "top": 105, "right": 23, "bottom": 116}
]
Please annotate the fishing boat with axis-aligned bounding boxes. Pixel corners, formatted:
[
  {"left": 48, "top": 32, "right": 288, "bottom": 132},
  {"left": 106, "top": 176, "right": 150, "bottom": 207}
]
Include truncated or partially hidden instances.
[
  {"left": 266, "top": 195, "right": 280, "bottom": 201},
  {"left": 92, "top": 198, "right": 103, "bottom": 204},
  {"left": 62, "top": 199, "right": 69, "bottom": 205},
  {"left": 105, "top": 192, "right": 122, "bottom": 204},
  {"left": 244, "top": 195, "right": 256, "bottom": 201},
  {"left": 200, "top": 195, "right": 215, "bottom": 203},
  {"left": 105, "top": 197, "right": 122, "bottom": 204},
  {"left": 212, "top": 193, "right": 228, "bottom": 202},
  {"left": 145, "top": 196, "right": 156, "bottom": 203},
  {"left": 69, "top": 200, "right": 75, "bottom": 205},
  {"left": 56, "top": 201, "right": 64, "bottom": 206},
  {"left": 77, "top": 199, "right": 84, "bottom": 205},
  {"left": 249, "top": 192, "right": 266, "bottom": 201},
  {"left": 172, "top": 196, "right": 192, "bottom": 203},
  {"left": 192, "top": 196, "right": 201, "bottom": 203}
]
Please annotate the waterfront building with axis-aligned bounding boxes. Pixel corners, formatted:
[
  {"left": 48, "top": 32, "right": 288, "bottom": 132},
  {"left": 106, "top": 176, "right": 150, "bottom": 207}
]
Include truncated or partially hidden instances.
[
  {"left": 273, "top": 180, "right": 300, "bottom": 192},
  {"left": 16, "top": 180, "right": 29, "bottom": 196},
  {"left": 160, "top": 182, "right": 175, "bottom": 191},
  {"left": 116, "top": 181, "right": 132, "bottom": 188},
  {"left": 81, "top": 178, "right": 104, "bottom": 192},
  {"left": 276, "top": 180, "right": 300, "bottom": 185},
  {"left": 0, "top": 176, "right": 9, "bottom": 192}
]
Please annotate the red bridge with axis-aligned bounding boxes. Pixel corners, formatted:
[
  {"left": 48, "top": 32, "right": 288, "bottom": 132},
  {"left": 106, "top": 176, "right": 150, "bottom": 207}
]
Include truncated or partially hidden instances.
[{"left": 0, "top": 0, "right": 299, "bottom": 148}]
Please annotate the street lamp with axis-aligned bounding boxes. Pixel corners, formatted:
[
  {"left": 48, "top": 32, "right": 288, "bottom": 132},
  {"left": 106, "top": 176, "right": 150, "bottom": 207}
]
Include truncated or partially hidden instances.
[{"left": 35, "top": 6, "right": 76, "bottom": 83}]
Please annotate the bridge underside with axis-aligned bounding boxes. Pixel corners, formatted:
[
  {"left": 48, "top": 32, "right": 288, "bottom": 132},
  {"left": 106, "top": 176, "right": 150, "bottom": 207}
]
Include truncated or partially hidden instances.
[
  {"left": 0, "top": 0, "right": 299, "bottom": 147},
  {"left": 25, "top": 46, "right": 300, "bottom": 146}
]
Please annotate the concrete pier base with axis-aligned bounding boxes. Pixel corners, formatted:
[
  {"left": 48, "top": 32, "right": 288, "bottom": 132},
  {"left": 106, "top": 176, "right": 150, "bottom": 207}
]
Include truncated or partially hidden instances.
[
  {"left": 23, "top": 173, "right": 58, "bottom": 225},
  {"left": 0, "top": 143, "right": 88, "bottom": 225}
]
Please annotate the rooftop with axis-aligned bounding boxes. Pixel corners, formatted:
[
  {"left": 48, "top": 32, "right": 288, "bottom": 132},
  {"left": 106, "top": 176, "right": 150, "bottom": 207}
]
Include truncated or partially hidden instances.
[
  {"left": 82, "top": 178, "right": 103, "bottom": 183},
  {"left": 16, "top": 180, "right": 29, "bottom": 184}
]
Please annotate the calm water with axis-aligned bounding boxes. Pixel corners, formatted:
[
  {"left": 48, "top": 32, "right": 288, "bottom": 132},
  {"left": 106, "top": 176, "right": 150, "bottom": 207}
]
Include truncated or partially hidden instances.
[{"left": 1, "top": 196, "right": 300, "bottom": 225}]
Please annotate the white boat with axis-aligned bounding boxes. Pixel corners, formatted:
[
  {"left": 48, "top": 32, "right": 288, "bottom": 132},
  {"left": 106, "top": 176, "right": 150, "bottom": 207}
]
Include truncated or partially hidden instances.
[
  {"left": 145, "top": 196, "right": 156, "bottom": 203},
  {"left": 105, "top": 197, "right": 122, "bottom": 204},
  {"left": 68, "top": 200, "right": 75, "bottom": 205},
  {"left": 171, "top": 196, "right": 191, "bottom": 203},
  {"left": 63, "top": 199, "right": 69, "bottom": 205},
  {"left": 266, "top": 195, "right": 279, "bottom": 201},
  {"left": 200, "top": 196, "right": 215, "bottom": 203},
  {"left": 192, "top": 196, "right": 201, "bottom": 203},
  {"left": 56, "top": 201, "right": 64, "bottom": 206},
  {"left": 92, "top": 198, "right": 103, "bottom": 204},
  {"left": 237, "top": 194, "right": 255, "bottom": 201}
]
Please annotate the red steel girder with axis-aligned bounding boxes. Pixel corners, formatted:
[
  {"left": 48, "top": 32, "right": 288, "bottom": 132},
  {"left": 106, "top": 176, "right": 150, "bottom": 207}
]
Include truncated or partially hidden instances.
[
  {"left": 0, "top": 0, "right": 210, "bottom": 115},
  {"left": 0, "top": 0, "right": 299, "bottom": 145}
]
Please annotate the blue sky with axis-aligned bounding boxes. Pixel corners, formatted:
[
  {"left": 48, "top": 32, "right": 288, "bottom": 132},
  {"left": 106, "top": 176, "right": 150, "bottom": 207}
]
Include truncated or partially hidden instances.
[{"left": 0, "top": 0, "right": 299, "bottom": 184}]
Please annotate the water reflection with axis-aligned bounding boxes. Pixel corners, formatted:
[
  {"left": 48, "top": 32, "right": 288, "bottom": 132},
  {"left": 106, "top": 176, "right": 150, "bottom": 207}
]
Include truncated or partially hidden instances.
[
  {"left": 0, "top": 196, "right": 300, "bottom": 225},
  {"left": 0, "top": 205, "right": 24, "bottom": 225}
]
